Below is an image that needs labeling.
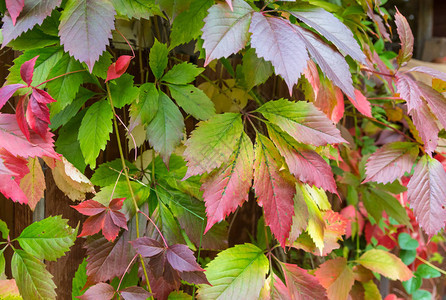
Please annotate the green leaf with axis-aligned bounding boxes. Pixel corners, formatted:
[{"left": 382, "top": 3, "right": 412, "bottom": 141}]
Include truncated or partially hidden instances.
[
  {"left": 7, "top": 29, "right": 59, "bottom": 50},
  {"left": 7, "top": 47, "right": 64, "bottom": 87},
  {"left": 238, "top": 48, "right": 273, "bottom": 91},
  {"left": 0, "top": 219, "right": 9, "bottom": 240},
  {"left": 72, "top": 259, "right": 87, "bottom": 299},
  {"left": 12, "top": 250, "right": 56, "bottom": 299},
  {"left": 168, "top": 291, "right": 192, "bottom": 299},
  {"left": 412, "top": 290, "right": 432, "bottom": 300},
  {"left": 0, "top": 248, "right": 5, "bottom": 277},
  {"left": 47, "top": 53, "right": 85, "bottom": 114},
  {"left": 146, "top": 92, "right": 184, "bottom": 164},
  {"left": 402, "top": 275, "right": 422, "bottom": 294},
  {"left": 398, "top": 233, "right": 419, "bottom": 250},
  {"left": 78, "top": 100, "right": 113, "bottom": 169},
  {"left": 415, "top": 264, "right": 441, "bottom": 279},
  {"left": 149, "top": 39, "right": 169, "bottom": 79},
  {"left": 154, "top": 192, "right": 186, "bottom": 245},
  {"left": 400, "top": 249, "right": 417, "bottom": 265},
  {"left": 91, "top": 159, "right": 138, "bottom": 187},
  {"left": 129, "top": 83, "right": 159, "bottom": 128},
  {"left": 169, "top": 0, "right": 213, "bottom": 49},
  {"left": 109, "top": 74, "right": 139, "bottom": 108},
  {"left": 362, "top": 280, "right": 382, "bottom": 300},
  {"left": 197, "top": 243, "right": 268, "bottom": 299},
  {"left": 16, "top": 216, "right": 77, "bottom": 261},
  {"left": 363, "top": 189, "right": 410, "bottom": 225},
  {"left": 162, "top": 62, "right": 204, "bottom": 85},
  {"left": 357, "top": 249, "right": 413, "bottom": 281},
  {"left": 91, "top": 51, "right": 113, "bottom": 80},
  {"left": 168, "top": 84, "right": 215, "bottom": 120},
  {"left": 112, "top": 0, "right": 161, "bottom": 19}
]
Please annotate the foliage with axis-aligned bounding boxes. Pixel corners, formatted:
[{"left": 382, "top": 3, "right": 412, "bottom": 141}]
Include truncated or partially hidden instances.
[{"left": 0, "top": 0, "right": 446, "bottom": 299}]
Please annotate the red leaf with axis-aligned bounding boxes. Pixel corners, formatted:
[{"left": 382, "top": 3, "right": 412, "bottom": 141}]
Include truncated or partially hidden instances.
[
  {"left": 314, "top": 257, "right": 355, "bottom": 300},
  {"left": 281, "top": 263, "right": 328, "bottom": 300},
  {"left": 364, "top": 142, "right": 419, "bottom": 184},
  {"left": 105, "top": 55, "right": 133, "bottom": 82},
  {"left": 407, "top": 155, "right": 446, "bottom": 236},
  {"left": 146, "top": 269, "right": 180, "bottom": 300},
  {"left": 253, "top": 134, "right": 295, "bottom": 246},
  {"left": 5, "top": 0, "right": 25, "bottom": 25},
  {"left": 410, "top": 101, "right": 439, "bottom": 154},
  {"left": 71, "top": 199, "right": 107, "bottom": 216},
  {"left": 0, "top": 149, "right": 29, "bottom": 204},
  {"left": 78, "top": 283, "right": 115, "bottom": 300},
  {"left": 130, "top": 237, "right": 165, "bottom": 258},
  {"left": 20, "top": 56, "right": 38, "bottom": 86},
  {"left": 395, "top": 9, "right": 414, "bottom": 66},
  {"left": 16, "top": 96, "right": 30, "bottom": 141},
  {"left": 26, "top": 89, "right": 56, "bottom": 138},
  {"left": 202, "top": 132, "right": 254, "bottom": 233},
  {"left": 249, "top": 13, "right": 308, "bottom": 94},
  {"left": 321, "top": 211, "right": 348, "bottom": 256},
  {"left": 166, "top": 244, "right": 203, "bottom": 272},
  {"left": 120, "top": 286, "right": 152, "bottom": 300},
  {"left": 179, "top": 271, "right": 210, "bottom": 285},
  {"left": 0, "top": 83, "right": 25, "bottom": 110},
  {"left": 347, "top": 89, "right": 372, "bottom": 118}
]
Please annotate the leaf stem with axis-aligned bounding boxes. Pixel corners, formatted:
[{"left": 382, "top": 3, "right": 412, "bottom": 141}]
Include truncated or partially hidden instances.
[
  {"left": 138, "top": 209, "right": 169, "bottom": 248},
  {"left": 360, "top": 67, "right": 395, "bottom": 78},
  {"left": 106, "top": 82, "right": 153, "bottom": 297},
  {"left": 35, "top": 69, "right": 86, "bottom": 87},
  {"left": 117, "top": 254, "right": 138, "bottom": 292},
  {"left": 416, "top": 255, "right": 446, "bottom": 276}
]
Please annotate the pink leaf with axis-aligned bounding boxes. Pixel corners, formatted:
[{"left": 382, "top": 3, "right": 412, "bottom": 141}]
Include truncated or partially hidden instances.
[
  {"left": 202, "top": 132, "right": 254, "bottom": 233},
  {"left": 5, "top": 0, "right": 25, "bottom": 25},
  {"left": 78, "top": 283, "right": 115, "bottom": 300},
  {"left": 105, "top": 55, "right": 133, "bottom": 82},
  {"left": 348, "top": 89, "right": 372, "bottom": 118},
  {"left": 416, "top": 82, "right": 446, "bottom": 129},
  {"left": 0, "top": 83, "right": 25, "bottom": 110},
  {"left": 0, "top": 149, "right": 29, "bottom": 204},
  {"left": 15, "top": 95, "right": 30, "bottom": 141},
  {"left": 364, "top": 142, "right": 419, "bottom": 184},
  {"left": 268, "top": 125, "right": 337, "bottom": 194},
  {"left": 249, "top": 13, "right": 309, "bottom": 94},
  {"left": 408, "top": 66, "right": 446, "bottom": 82},
  {"left": 408, "top": 155, "right": 446, "bottom": 236},
  {"left": 25, "top": 88, "right": 56, "bottom": 138},
  {"left": 288, "top": 8, "right": 366, "bottom": 63},
  {"left": 253, "top": 134, "right": 295, "bottom": 246},
  {"left": 202, "top": 0, "right": 253, "bottom": 66},
  {"left": 395, "top": 9, "right": 414, "bottom": 66},
  {"left": 1, "top": 0, "right": 62, "bottom": 47},
  {"left": 166, "top": 244, "right": 203, "bottom": 272},
  {"left": 410, "top": 101, "right": 439, "bottom": 155},
  {"left": 281, "top": 263, "right": 328, "bottom": 299},
  {"left": 396, "top": 73, "right": 423, "bottom": 112},
  {"left": 20, "top": 56, "right": 38, "bottom": 86}
]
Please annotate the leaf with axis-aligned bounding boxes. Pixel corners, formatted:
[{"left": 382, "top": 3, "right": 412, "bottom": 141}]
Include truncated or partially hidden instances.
[
  {"left": 72, "top": 259, "right": 88, "bottom": 299},
  {"left": 253, "top": 134, "right": 295, "bottom": 246},
  {"left": 319, "top": 210, "right": 348, "bottom": 255},
  {"left": 131, "top": 237, "right": 165, "bottom": 257},
  {"left": 395, "top": 9, "right": 414, "bottom": 66},
  {"left": 109, "top": 74, "right": 139, "bottom": 109},
  {"left": 7, "top": 28, "right": 59, "bottom": 50},
  {"left": 281, "top": 263, "right": 328, "bottom": 299},
  {"left": 288, "top": 7, "right": 366, "bottom": 63},
  {"left": 112, "top": 0, "right": 161, "bottom": 20},
  {"left": 5, "top": 0, "right": 25, "bottom": 25},
  {"left": 167, "top": 290, "right": 192, "bottom": 300},
  {"left": 257, "top": 99, "right": 346, "bottom": 146},
  {"left": 162, "top": 62, "right": 203, "bottom": 85},
  {"left": 106, "top": 55, "right": 133, "bottom": 82},
  {"left": 197, "top": 243, "right": 268, "bottom": 300},
  {"left": 78, "top": 100, "right": 113, "bottom": 169},
  {"left": 20, "top": 56, "right": 38, "bottom": 86},
  {"left": 0, "top": 279, "right": 21, "bottom": 299},
  {"left": 348, "top": 89, "right": 372, "bottom": 118},
  {"left": 238, "top": 48, "right": 273, "bottom": 91},
  {"left": 0, "top": 149, "right": 29, "bottom": 204},
  {"left": 59, "top": 0, "right": 116, "bottom": 72},
  {"left": 364, "top": 142, "right": 418, "bottom": 184},
  {"left": 398, "top": 233, "right": 419, "bottom": 250},
  {"left": 1, "top": 0, "right": 62, "bottom": 46},
  {"left": 183, "top": 113, "right": 243, "bottom": 178},
  {"left": 146, "top": 92, "right": 184, "bottom": 165},
  {"left": 129, "top": 83, "right": 159, "bottom": 131},
  {"left": 201, "top": 0, "right": 253, "bottom": 65},
  {"left": 168, "top": 84, "right": 215, "bottom": 120},
  {"left": 357, "top": 249, "right": 413, "bottom": 281},
  {"left": 16, "top": 215, "right": 77, "bottom": 261},
  {"left": 268, "top": 125, "right": 337, "bottom": 194},
  {"left": 169, "top": 0, "right": 213, "bottom": 49},
  {"left": 120, "top": 286, "right": 153, "bottom": 300},
  {"left": 166, "top": 244, "right": 203, "bottom": 272},
  {"left": 249, "top": 13, "right": 308, "bottom": 94},
  {"left": 52, "top": 156, "right": 95, "bottom": 201},
  {"left": 362, "top": 189, "right": 410, "bottom": 226},
  {"left": 90, "top": 159, "right": 137, "bottom": 187},
  {"left": 19, "top": 157, "right": 45, "bottom": 210},
  {"left": 26, "top": 88, "right": 56, "bottom": 138},
  {"left": 416, "top": 264, "right": 441, "bottom": 279},
  {"left": 72, "top": 198, "right": 128, "bottom": 242},
  {"left": 149, "top": 39, "right": 169, "bottom": 80},
  {"left": 157, "top": 0, "right": 191, "bottom": 22},
  {"left": 410, "top": 100, "right": 439, "bottom": 154},
  {"left": 0, "top": 83, "right": 25, "bottom": 110},
  {"left": 314, "top": 257, "right": 355, "bottom": 300},
  {"left": 407, "top": 155, "right": 446, "bottom": 236},
  {"left": 11, "top": 250, "right": 56, "bottom": 299},
  {"left": 79, "top": 283, "right": 115, "bottom": 300},
  {"left": 50, "top": 87, "right": 92, "bottom": 128},
  {"left": 362, "top": 280, "right": 382, "bottom": 300},
  {"left": 0, "top": 220, "right": 9, "bottom": 240},
  {"left": 202, "top": 132, "right": 253, "bottom": 233}
]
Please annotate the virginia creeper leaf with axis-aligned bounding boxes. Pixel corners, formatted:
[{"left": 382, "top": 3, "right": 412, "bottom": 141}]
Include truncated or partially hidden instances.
[
  {"left": 288, "top": 7, "right": 366, "bottom": 63},
  {"left": 112, "top": 0, "right": 161, "bottom": 20},
  {"left": 166, "top": 244, "right": 203, "bottom": 272},
  {"left": 79, "top": 283, "right": 115, "bottom": 300},
  {"left": 90, "top": 158, "right": 137, "bottom": 187},
  {"left": 149, "top": 39, "right": 169, "bottom": 80},
  {"left": 129, "top": 83, "right": 159, "bottom": 131},
  {"left": 410, "top": 100, "right": 439, "bottom": 154},
  {"left": 396, "top": 73, "right": 422, "bottom": 112},
  {"left": 408, "top": 66, "right": 446, "bottom": 82},
  {"left": 257, "top": 99, "right": 346, "bottom": 146},
  {"left": 197, "top": 243, "right": 268, "bottom": 300},
  {"left": 20, "top": 56, "right": 37, "bottom": 86},
  {"left": 201, "top": 0, "right": 253, "bottom": 65},
  {"left": 0, "top": 83, "right": 25, "bottom": 110},
  {"left": 130, "top": 237, "right": 165, "bottom": 257},
  {"left": 395, "top": 9, "right": 414, "bottom": 66},
  {"left": 7, "top": 28, "right": 59, "bottom": 51},
  {"left": 162, "top": 62, "right": 204, "bottom": 85},
  {"left": 364, "top": 142, "right": 419, "bottom": 184},
  {"left": 19, "top": 157, "right": 45, "bottom": 210},
  {"left": 78, "top": 99, "right": 113, "bottom": 169},
  {"left": 0, "top": 279, "right": 20, "bottom": 299},
  {"left": 59, "top": 0, "right": 116, "bottom": 72},
  {"left": 362, "top": 189, "right": 410, "bottom": 226},
  {"left": 5, "top": 0, "right": 25, "bottom": 25},
  {"left": 281, "top": 263, "right": 328, "bottom": 299},
  {"left": 1, "top": 0, "right": 62, "bottom": 47},
  {"left": 109, "top": 74, "right": 139, "bottom": 109},
  {"left": 157, "top": 0, "right": 191, "bottom": 23},
  {"left": 202, "top": 132, "right": 253, "bottom": 233},
  {"left": 253, "top": 134, "right": 295, "bottom": 246},
  {"left": 72, "top": 259, "right": 87, "bottom": 299},
  {"left": 168, "top": 84, "right": 215, "bottom": 120},
  {"left": 347, "top": 89, "right": 372, "bottom": 118},
  {"left": 362, "top": 280, "right": 382, "bottom": 300},
  {"left": 146, "top": 92, "right": 184, "bottom": 165},
  {"left": 249, "top": 13, "right": 308, "bottom": 94},
  {"left": 106, "top": 55, "right": 133, "bottom": 82},
  {"left": 407, "top": 155, "right": 446, "bottom": 236},
  {"left": 12, "top": 250, "right": 56, "bottom": 299},
  {"left": 0, "top": 149, "right": 28, "bottom": 204},
  {"left": 314, "top": 257, "right": 354, "bottom": 300},
  {"left": 27, "top": 88, "right": 56, "bottom": 138},
  {"left": 357, "top": 249, "right": 413, "bottom": 281},
  {"left": 183, "top": 113, "right": 243, "bottom": 178},
  {"left": 238, "top": 47, "right": 273, "bottom": 91},
  {"left": 120, "top": 286, "right": 153, "bottom": 300},
  {"left": 0, "top": 219, "right": 9, "bottom": 239}
]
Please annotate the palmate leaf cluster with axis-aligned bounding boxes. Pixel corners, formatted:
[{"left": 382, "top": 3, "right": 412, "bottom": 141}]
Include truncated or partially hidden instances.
[{"left": 0, "top": 0, "right": 446, "bottom": 299}]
